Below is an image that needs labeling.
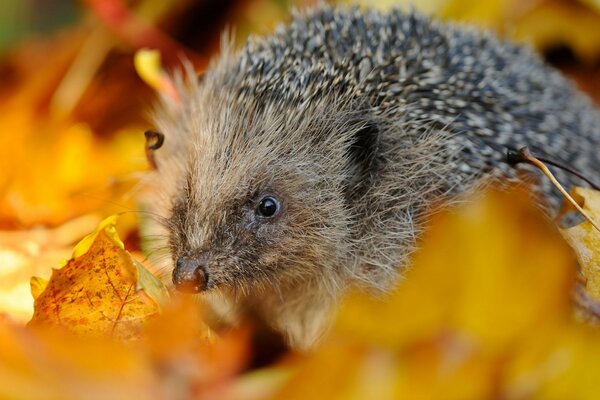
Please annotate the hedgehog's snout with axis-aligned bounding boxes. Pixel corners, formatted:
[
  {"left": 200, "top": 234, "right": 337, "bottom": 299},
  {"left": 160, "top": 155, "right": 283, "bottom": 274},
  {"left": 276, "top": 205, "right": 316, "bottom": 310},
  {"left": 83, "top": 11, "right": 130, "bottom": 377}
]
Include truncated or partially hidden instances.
[{"left": 173, "top": 252, "right": 209, "bottom": 293}]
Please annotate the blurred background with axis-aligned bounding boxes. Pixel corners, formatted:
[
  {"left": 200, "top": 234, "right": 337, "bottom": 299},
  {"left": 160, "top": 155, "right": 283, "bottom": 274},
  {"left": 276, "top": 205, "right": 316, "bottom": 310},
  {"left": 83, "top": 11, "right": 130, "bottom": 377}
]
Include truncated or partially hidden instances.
[{"left": 0, "top": 0, "right": 599, "bottom": 320}]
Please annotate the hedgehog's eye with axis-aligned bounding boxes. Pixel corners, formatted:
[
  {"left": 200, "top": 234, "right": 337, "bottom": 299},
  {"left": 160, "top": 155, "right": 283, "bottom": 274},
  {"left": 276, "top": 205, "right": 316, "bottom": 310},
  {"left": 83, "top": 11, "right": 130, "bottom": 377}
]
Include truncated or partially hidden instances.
[{"left": 256, "top": 196, "right": 280, "bottom": 218}]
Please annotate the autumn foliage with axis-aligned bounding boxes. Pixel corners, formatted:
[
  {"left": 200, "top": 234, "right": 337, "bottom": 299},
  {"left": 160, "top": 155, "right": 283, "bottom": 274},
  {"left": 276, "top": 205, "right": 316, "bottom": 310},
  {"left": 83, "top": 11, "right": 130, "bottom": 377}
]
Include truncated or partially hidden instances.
[{"left": 1, "top": 0, "right": 600, "bottom": 399}]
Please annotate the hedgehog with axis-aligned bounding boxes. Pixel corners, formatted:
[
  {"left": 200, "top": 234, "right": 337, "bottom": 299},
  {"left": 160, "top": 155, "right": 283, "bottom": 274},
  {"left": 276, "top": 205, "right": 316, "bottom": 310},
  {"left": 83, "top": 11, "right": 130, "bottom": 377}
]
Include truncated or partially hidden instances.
[{"left": 143, "top": 6, "right": 600, "bottom": 349}]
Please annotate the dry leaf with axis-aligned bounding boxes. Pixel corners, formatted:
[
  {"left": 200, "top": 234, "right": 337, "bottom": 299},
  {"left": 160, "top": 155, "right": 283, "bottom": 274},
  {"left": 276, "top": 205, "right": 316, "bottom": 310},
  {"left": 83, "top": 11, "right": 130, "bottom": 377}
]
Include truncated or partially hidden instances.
[{"left": 28, "top": 215, "right": 169, "bottom": 340}]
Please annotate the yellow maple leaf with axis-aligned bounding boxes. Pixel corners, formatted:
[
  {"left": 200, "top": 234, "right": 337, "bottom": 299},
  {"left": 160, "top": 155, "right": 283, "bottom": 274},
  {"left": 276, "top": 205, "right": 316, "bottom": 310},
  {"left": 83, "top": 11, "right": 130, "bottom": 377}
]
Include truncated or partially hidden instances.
[{"left": 28, "top": 215, "right": 169, "bottom": 340}]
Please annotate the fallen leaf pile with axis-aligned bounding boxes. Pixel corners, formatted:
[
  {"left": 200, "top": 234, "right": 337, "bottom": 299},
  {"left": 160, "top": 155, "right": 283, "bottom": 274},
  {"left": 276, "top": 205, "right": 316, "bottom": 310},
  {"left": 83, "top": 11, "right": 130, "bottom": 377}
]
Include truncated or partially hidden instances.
[
  {"left": 5, "top": 187, "right": 600, "bottom": 399},
  {"left": 2, "top": 0, "right": 600, "bottom": 398}
]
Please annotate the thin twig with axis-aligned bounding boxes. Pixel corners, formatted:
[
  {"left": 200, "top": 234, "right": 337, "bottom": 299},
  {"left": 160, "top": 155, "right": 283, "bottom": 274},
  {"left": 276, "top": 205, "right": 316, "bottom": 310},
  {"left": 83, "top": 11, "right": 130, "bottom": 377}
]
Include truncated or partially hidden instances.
[
  {"left": 506, "top": 148, "right": 600, "bottom": 190},
  {"left": 508, "top": 147, "right": 600, "bottom": 233}
]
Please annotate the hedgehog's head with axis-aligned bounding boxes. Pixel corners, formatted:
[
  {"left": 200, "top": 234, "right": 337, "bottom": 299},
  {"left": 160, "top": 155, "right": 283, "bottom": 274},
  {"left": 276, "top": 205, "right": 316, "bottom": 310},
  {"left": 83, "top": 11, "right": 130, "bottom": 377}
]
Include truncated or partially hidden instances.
[{"left": 147, "top": 69, "right": 380, "bottom": 297}]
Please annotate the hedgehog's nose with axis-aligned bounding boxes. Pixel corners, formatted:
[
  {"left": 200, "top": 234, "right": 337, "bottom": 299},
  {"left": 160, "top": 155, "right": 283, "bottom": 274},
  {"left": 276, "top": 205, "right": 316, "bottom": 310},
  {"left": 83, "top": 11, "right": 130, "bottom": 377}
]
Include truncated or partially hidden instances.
[{"left": 173, "top": 254, "right": 208, "bottom": 293}]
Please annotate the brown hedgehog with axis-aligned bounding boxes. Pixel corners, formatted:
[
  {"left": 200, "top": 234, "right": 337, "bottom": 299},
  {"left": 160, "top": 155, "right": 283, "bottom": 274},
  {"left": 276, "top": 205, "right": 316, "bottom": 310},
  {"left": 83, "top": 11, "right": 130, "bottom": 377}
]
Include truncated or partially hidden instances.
[{"left": 144, "top": 7, "right": 600, "bottom": 349}]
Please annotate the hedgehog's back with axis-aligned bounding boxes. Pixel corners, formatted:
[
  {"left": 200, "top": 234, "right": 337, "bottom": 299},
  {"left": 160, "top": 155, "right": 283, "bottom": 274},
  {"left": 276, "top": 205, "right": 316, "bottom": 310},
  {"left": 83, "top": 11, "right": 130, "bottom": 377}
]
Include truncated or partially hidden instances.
[{"left": 230, "top": 6, "right": 600, "bottom": 200}]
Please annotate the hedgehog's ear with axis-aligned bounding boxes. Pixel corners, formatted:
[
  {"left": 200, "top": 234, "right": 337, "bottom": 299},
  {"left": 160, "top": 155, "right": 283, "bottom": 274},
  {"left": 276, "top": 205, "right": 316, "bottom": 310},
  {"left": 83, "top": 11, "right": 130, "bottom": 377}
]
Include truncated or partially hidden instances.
[
  {"left": 144, "top": 129, "right": 165, "bottom": 170},
  {"left": 345, "top": 119, "right": 381, "bottom": 198}
]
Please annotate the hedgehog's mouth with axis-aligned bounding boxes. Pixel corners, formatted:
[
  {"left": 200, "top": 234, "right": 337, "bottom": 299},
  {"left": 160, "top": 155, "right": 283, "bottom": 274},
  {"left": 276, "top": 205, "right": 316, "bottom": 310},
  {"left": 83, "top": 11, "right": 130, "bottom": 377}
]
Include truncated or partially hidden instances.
[{"left": 170, "top": 249, "right": 282, "bottom": 295}]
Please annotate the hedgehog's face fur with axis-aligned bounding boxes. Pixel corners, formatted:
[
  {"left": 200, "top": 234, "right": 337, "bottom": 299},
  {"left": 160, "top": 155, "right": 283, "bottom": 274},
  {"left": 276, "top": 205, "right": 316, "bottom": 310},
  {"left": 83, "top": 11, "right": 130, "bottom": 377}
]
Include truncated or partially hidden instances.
[
  {"left": 165, "top": 136, "right": 351, "bottom": 294},
  {"left": 149, "top": 67, "right": 379, "bottom": 297}
]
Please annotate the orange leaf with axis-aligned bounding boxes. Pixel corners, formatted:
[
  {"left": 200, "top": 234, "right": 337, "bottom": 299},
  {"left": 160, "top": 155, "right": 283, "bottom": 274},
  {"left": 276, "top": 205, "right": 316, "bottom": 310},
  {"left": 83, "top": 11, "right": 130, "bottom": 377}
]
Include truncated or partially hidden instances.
[
  {"left": 142, "top": 297, "right": 252, "bottom": 398},
  {"left": 0, "top": 319, "right": 160, "bottom": 400}
]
